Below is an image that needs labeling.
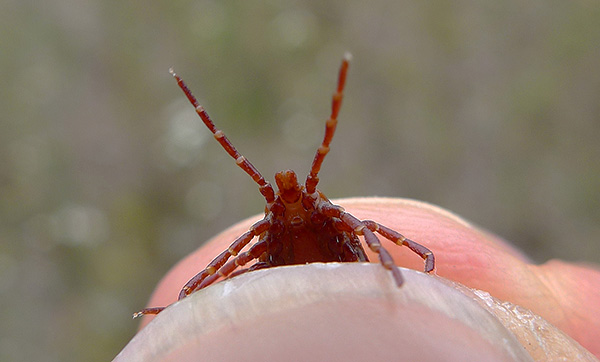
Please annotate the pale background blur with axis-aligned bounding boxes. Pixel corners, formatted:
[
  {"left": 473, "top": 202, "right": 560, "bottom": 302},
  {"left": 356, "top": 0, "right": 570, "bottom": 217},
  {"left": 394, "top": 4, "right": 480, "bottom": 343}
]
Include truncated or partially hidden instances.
[{"left": 2, "top": 0, "right": 599, "bottom": 361}]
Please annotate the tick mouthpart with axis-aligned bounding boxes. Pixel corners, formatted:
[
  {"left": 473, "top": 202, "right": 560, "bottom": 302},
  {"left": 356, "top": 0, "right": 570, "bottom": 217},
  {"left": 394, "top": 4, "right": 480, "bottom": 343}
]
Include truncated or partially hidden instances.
[{"left": 275, "top": 170, "right": 302, "bottom": 204}]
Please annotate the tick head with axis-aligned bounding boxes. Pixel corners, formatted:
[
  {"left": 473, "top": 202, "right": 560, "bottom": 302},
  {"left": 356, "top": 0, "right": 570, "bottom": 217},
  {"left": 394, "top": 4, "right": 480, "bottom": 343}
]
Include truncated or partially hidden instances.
[{"left": 274, "top": 170, "right": 302, "bottom": 204}]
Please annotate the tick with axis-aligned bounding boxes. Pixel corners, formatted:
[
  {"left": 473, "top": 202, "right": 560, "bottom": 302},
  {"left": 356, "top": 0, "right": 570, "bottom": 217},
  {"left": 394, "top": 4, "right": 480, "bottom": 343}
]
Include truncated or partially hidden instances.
[{"left": 134, "top": 53, "right": 435, "bottom": 318}]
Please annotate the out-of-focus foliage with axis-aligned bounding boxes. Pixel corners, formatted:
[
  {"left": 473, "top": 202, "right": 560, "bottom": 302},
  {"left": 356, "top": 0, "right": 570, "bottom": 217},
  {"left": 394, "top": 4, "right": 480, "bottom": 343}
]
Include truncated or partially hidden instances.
[{"left": 1, "top": 0, "right": 599, "bottom": 361}]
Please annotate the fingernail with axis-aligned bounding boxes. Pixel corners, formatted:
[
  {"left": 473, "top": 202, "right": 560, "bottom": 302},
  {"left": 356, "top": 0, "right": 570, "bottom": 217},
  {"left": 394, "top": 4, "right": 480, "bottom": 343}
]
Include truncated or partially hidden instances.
[{"left": 114, "top": 264, "right": 537, "bottom": 361}]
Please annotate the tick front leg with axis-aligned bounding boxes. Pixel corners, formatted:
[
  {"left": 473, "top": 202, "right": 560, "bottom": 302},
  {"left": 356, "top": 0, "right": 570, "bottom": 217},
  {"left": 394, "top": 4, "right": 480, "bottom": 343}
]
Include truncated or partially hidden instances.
[{"left": 364, "top": 221, "right": 435, "bottom": 273}]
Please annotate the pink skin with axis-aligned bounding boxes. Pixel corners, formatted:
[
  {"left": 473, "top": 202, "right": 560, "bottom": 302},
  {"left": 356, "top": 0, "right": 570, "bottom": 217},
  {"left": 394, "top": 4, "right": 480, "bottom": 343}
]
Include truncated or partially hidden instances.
[{"left": 136, "top": 197, "right": 600, "bottom": 360}]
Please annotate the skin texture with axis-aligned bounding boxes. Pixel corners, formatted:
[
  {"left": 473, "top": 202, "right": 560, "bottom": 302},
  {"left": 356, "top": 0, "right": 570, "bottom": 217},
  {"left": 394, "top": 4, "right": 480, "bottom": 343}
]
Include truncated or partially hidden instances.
[{"left": 130, "top": 197, "right": 600, "bottom": 361}]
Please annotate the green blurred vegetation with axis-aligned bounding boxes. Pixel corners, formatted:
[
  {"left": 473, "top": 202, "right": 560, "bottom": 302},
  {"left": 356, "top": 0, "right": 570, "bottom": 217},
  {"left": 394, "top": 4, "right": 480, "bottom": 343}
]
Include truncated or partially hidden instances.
[{"left": 1, "top": 0, "right": 599, "bottom": 361}]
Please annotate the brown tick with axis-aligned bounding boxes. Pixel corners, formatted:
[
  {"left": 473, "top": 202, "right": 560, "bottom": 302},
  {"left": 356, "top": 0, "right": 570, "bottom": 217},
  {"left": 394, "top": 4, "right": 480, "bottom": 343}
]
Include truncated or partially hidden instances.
[{"left": 134, "top": 53, "right": 435, "bottom": 318}]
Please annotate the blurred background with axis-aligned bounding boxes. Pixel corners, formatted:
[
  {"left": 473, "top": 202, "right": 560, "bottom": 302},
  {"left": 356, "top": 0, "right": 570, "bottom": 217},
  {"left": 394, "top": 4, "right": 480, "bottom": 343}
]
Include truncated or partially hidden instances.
[{"left": 1, "top": 0, "right": 599, "bottom": 360}]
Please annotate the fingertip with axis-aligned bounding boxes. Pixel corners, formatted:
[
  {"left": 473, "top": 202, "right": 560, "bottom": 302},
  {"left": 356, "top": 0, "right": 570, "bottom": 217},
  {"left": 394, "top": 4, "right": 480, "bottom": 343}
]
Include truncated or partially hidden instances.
[
  {"left": 119, "top": 265, "right": 532, "bottom": 362},
  {"left": 133, "top": 197, "right": 600, "bottom": 359}
]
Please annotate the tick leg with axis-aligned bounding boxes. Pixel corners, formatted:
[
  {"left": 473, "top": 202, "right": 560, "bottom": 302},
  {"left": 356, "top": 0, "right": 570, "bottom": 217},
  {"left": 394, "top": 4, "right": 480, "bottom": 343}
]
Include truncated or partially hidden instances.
[
  {"left": 227, "top": 261, "right": 270, "bottom": 279},
  {"left": 329, "top": 207, "right": 404, "bottom": 287},
  {"left": 132, "top": 219, "right": 270, "bottom": 318},
  {"left": 306, "top": 53, "right": 352, "bottom": 194},
  {"left": 362, "top": 227, "right": 404, "bottom": 286},
  {"left": 132, "top": 259, "right": 268, "bottom": 319},
  {"left": 332, "top": 219, "right": 369, "bottom": 262},
  {"left": 170, "top": 69, "right": 275, "bottom": 203},
  {"left": 364, "top": 221, "right": 435, "bottom": 273},
  {"left": 133, "top": 307, "right": 164, "bottom": 319},
  {"left": 198, "top": 240, "right": 268, "bottom": 289},
  {"left": 178, "top": 219, "right": 270, "bottom": 300}
]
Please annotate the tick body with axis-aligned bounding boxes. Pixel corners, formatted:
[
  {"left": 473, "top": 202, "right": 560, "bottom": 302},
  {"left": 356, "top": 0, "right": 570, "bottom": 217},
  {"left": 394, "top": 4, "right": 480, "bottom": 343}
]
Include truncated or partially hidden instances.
[{"left": 135, "top": 54, "right": 435, "bottom": 318}]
